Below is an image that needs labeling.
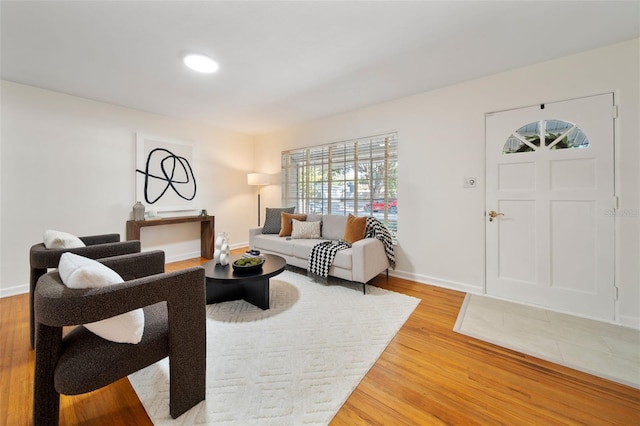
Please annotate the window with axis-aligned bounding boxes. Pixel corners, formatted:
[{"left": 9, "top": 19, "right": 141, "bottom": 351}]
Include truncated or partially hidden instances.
[
  {"left": 503, "top": 120, "right": 590, "bottom": 154},
  {"left": 281, "top": 132, "right": 398, "bottom": 239}
]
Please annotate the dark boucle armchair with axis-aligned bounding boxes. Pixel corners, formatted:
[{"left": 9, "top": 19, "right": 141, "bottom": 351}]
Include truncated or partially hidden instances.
[
  {"left": 29, "top": 233, "right": 141, "bottom": 348},
  {"left": 33, "top": 250, "right": 206, "bottom": 425}
]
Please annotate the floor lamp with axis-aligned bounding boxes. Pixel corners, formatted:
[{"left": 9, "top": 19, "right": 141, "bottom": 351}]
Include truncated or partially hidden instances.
[{"left": 247, "top": 173, "right": 269, "bottom": 226}]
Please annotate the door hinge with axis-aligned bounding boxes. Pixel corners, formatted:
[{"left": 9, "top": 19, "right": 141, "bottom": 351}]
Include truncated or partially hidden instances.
[
  {"left": 612, "top": 105, "right": 619, "bottom": 119},
  {"left": 614, "top": 196, "right": 619, "bottom": 210},
  {"left": 615, "top": 286, "right": 619, "bottom": 301}
]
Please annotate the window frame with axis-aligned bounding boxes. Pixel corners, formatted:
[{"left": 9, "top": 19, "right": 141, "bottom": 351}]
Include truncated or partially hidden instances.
[{"left": 281, "top": 132, "right": 398, "bottom": 239}]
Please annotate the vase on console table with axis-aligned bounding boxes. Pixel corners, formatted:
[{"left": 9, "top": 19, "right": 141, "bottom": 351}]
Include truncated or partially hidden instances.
[
  {"left": 214, "top": 232, "right": 230, "bottom": 266},
  {"left": 132, "top": 201, "right": 145, "bottom": 221}
]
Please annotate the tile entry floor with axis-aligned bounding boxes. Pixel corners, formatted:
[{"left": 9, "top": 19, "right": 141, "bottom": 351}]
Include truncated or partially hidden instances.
[{"left": 454, "top": 294, "right": 640, "bottom": 389}]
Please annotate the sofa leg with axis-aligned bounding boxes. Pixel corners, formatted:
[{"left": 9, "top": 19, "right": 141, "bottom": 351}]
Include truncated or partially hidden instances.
[
  {"left": 363, "top": 283, "right": 366, "bottom": 295},
  {"left": 386, "top": 268, "right": 389, "bottom": 278}
]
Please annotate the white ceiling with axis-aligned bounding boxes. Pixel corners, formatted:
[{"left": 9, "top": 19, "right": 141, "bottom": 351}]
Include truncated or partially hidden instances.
[{"left": 2, "top": 1, "right": 639, "bottom": 135}]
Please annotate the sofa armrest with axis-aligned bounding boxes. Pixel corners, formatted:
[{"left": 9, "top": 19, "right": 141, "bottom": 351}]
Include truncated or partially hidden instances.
[
  {"left": 249, "top": 227, "right": 264, "bottom": 249},
  {"left": 351, "top": 238, "right": 390, "bottom": 283}
]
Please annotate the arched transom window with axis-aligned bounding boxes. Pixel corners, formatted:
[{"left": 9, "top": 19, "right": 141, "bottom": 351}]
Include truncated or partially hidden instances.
[{"left": 503, "top": 119, "right": 590, "bottom": 154}]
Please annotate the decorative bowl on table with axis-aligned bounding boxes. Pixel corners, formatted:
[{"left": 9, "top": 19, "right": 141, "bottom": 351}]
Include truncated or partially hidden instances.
[{"left": 232, "top": 257, "right": 265, "bottom": 272}]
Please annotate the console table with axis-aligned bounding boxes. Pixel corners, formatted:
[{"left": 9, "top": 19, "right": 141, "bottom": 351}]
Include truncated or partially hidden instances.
[{"left": 126, "top": 215, "right": 215, "bottom": 258}]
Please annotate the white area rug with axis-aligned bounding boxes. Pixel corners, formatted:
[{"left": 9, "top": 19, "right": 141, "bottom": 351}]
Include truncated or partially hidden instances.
[
  {"left": 454, "top": 294, "right": 640, "bottom": 389},
  {"left": 129, "top": 270, "right": 420, "bottom": 425}
]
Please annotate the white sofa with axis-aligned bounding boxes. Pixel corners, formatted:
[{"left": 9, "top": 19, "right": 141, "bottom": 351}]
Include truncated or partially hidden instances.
[{"left": 249, "top": 214, "right": 390, "bottom": 285}]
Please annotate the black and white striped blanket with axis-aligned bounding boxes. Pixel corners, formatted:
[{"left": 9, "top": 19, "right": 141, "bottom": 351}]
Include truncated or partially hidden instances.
[
  {"left": 308, "top": 217, "right": 395, "bottom": 280},
  {"left": 365, "top": 217, "right": 396, "bottom": 269},
  {"left": 308, "top": 240, "right": 352, "bottom": 279}
]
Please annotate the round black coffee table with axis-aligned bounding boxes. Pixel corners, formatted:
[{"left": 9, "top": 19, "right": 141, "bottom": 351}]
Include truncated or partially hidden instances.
[{"left": 202, "top": 253, "right": 286, "bottom": 310}]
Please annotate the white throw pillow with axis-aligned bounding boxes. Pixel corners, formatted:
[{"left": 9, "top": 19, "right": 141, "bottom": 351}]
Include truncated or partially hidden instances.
[
  {"left": 58, "top": 253, "right": 144, "bottom": 344},
  {"left": 291, "top": 219, "right": 321, "bottom": 239},
  {"left": 43, "top": 230, "right": 86, "bottom": 249}
]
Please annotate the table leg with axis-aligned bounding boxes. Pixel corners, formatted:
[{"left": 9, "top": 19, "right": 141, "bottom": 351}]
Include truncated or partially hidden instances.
[
  {"left": 243, "top": 278, "right": 270, "bottom": 310},
  {"left": 206, "top": 279, "right": 243, "bottom": 304},
  {"left": 201, "top": 217, "right": 214, "bottom": 258}
]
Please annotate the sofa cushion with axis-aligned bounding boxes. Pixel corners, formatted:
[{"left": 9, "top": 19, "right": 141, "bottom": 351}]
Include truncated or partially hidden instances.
[
  {"left": 291, "top": 219, "right": 321, "bottom": 239},
  {"left": 262, "top": 207, "right": 295, "bottom": 234},
  {"left": 321, "top": 215, "right": 348, "bottom": 240},
  {"left": 306, "top": 214, "right": 323, "bottom": 222},
  {"left": 343, "top": 214, "right": 367, "bottom": 244},
  {"left": 291, "top": 239, "right": 352, "bottom": 270},
  {"left": 291, "top": 238, "right": 325, "bottom": 259},
  {"left": 252, "top": 234, "right": 294, "bottom": 256},
  {"left": 332, "top": 248, "right": 353, "bottom": 270},
  {"left": 279, "top": 213, "right": 307, "bottom": 237}
]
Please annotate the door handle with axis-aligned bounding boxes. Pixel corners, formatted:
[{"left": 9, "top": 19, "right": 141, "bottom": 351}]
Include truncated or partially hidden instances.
[{"left": 488, "top": 210, "right": 504, "bottom": 222}]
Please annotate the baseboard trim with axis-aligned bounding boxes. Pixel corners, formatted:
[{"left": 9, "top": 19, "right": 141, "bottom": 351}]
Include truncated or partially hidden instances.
[
  {"left": 389, "top": 270, "right": 483, "bottom": 295},
  {"left": 399, "top": 269, "right": 640, "bottom": 331},
  {"left": 617, "top": 315, "right": 640, "bottom": 330},
  {"left": 164, "top": 242, "right": 247, "bottom": 264},
  {"left": 0, "top": 283, "right": 28, "bottom": 298},
  {"left": 165, "top": 251, "right": 202, "bottom": 264},
  {"left": 231, "top": 242, "right": 248, "bottom": 250}
]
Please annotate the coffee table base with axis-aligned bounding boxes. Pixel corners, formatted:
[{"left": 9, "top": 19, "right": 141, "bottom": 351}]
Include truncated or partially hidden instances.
[
  {"left": 206, "top": 276, "right": 270, "bottom": 310},
  {"left": 203, "top": 254, "right": 286, "bottom": 311}
]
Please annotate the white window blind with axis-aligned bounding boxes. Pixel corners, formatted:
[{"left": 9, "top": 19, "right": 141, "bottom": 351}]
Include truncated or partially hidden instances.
[{"left": 281, "top": 132, "right": 398, "bottom": 238}]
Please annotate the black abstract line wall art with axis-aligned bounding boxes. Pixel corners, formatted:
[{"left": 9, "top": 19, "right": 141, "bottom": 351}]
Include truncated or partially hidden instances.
[
  {"left": 135, "top": 133, "right": 198, "bottom": 213},
  {"left": 136, "top": 147, "right": 197, "bottom": 204}
]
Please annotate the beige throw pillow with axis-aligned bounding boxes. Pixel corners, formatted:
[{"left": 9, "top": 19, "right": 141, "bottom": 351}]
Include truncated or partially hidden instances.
[{"left": 291, "top": 219, "right": 321, "bottom": 239}]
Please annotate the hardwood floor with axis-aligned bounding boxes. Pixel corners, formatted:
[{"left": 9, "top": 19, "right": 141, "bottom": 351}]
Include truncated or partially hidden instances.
[{"left": 2, "top": 254, "right": 639, "bottom": 425}]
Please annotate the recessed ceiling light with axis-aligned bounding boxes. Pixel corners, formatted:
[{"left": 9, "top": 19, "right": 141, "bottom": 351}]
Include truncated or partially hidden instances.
[{"left": 183, "top": 54, "right": 219, "bottom": 73}]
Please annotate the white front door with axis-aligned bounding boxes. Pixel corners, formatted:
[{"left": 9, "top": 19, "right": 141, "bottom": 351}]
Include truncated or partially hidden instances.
[{"left": 485, "top": 94, "right": 615, "bottom": 320}]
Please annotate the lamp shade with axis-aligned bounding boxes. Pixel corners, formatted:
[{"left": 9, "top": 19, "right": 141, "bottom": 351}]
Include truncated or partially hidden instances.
[{"left": 247, "top": 173, "right": 269, "bottom": 186}]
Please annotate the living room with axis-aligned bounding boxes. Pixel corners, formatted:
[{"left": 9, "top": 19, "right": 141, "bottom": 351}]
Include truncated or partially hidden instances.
[{"left": 2, "top": 1, "right": 639, "bottom": 424}]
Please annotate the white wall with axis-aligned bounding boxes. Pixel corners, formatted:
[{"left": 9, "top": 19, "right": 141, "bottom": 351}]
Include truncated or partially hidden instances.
[
  {"left": 255, "top": 39, "right": 640, "bottom": 327},
  {"left": 0, "top": 81, "right": 256, "bottom": 297}
]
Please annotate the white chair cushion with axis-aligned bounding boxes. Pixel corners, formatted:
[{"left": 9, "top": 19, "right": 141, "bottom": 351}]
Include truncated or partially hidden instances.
[
  {"left": 43, "top": 230, "right": 86, "bottom": 249},
  {"left": 58, "top": 253, "right": 144, "bottom": 344}
]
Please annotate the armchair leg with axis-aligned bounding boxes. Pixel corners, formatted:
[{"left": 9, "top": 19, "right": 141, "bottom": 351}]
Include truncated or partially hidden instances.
[
  {"left": 168, "top": 286, "right": 207, "bottom": 419},
  {"left": 33, "top": 324, "right": 62, "bottom": 426},
  {"left": 30, "top": 268, "right": 47, "bottom": 349},
  {"left": 169, "top": 357, "right": 206, "bottom": 419}
]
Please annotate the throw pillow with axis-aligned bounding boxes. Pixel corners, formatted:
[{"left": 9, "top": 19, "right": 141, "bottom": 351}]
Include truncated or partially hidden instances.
[
  {"left": 58, "top": 253, "right": 145, "bottom": 344},
  {"left": 279, "top": 212, "right": 307, "bottom": 237},
  {"left": 43, "top": 230, "right": 86, "bottom": 249},
  {"left": 262, "top": 207, "right": 296, "bottom": 234},
  {"left": 291, "top": 219, "right": 321, "bottom": 239},
  {"left": 343, "top": 214, "right": 367, "bottom": 244},
  {"left": 321, "top": 215, "right": 348, "bottom": 240},
  {"left": 306, "top": 214, "right": 323, "bottom": 222}
]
